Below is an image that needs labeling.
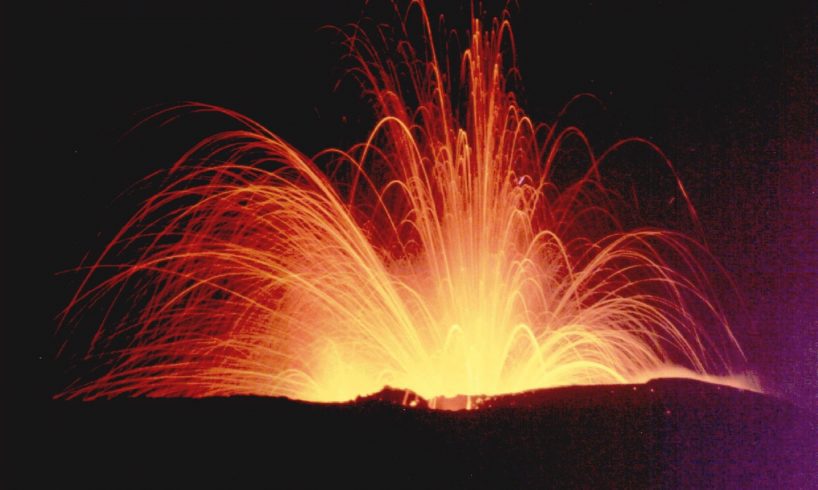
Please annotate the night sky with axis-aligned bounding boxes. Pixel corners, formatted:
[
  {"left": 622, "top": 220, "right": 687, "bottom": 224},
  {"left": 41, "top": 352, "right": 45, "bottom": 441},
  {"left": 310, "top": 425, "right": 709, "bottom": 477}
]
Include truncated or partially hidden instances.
[{"left": 2, "top": 0, "right": 816, "bottom": 409}]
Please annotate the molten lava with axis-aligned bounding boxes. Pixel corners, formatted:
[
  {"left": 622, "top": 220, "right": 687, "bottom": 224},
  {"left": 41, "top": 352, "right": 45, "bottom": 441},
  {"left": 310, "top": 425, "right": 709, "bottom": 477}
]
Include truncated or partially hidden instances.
[{"left": 59, "top": 2, "right": 752, "bottom": 404}]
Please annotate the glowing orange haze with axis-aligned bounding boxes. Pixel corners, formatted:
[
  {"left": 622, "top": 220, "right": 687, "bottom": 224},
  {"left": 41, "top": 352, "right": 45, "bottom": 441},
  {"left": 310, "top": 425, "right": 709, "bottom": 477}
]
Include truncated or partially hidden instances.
[{"left": 60, "top": 2, "right": 755, "bottom": 405}]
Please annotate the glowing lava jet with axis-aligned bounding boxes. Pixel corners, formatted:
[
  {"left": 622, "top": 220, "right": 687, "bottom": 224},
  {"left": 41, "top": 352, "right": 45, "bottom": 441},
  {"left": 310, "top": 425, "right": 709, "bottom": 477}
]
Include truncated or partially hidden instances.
[{"left": 59, "top": 1, "right": 753, "bottom": 406}]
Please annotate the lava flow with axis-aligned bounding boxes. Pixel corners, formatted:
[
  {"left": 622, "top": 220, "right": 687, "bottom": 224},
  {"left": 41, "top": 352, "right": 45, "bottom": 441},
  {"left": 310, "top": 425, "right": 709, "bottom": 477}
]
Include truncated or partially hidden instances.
[{"left": 59, "top": 1, "right": 754, "bottom": 406}]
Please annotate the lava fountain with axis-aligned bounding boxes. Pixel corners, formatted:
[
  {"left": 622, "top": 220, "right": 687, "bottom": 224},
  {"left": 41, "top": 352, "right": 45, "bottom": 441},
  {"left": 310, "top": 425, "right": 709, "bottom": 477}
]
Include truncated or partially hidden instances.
[{"left": 58, "top": 1, "right": 754, "bottom": 405}]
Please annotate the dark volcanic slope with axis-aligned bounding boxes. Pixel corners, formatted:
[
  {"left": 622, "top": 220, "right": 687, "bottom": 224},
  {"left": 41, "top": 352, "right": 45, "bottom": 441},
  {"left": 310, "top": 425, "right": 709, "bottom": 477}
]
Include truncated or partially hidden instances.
[{"left": 11, "top": 379, "right": 816, "bottom": 489}]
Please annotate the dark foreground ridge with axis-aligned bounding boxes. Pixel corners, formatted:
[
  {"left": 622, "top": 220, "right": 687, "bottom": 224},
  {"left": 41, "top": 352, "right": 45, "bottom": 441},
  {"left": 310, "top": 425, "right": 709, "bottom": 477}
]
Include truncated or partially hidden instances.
[{"left": 12, "top": 379, "right": 817, "bottom": 488}]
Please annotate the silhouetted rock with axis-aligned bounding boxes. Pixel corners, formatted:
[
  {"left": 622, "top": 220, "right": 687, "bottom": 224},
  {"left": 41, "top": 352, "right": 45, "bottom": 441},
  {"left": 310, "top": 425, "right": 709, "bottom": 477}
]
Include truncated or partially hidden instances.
[{"left": 9, "top": 379, "right": 816, "bottom": 489}]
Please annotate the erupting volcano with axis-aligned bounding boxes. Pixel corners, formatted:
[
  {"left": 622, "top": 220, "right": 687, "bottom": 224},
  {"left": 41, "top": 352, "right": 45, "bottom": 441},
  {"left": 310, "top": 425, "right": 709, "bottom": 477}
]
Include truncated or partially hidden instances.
[{"left": 59, "top": 1, "right": 754, "bottom": 405}]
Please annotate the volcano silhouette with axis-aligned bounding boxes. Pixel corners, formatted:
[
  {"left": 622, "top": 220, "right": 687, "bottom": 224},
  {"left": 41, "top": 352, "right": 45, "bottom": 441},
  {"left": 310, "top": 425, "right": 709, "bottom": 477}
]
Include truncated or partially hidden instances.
[{"left": 12, "top": 378, "right": 816, "bottom": 488}]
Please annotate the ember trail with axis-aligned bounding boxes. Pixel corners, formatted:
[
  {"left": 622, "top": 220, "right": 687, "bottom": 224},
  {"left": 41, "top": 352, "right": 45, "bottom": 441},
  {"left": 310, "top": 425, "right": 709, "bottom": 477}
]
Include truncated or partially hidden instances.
[{"left": 59, "top": 1, "right": 753, "bottom": 406}]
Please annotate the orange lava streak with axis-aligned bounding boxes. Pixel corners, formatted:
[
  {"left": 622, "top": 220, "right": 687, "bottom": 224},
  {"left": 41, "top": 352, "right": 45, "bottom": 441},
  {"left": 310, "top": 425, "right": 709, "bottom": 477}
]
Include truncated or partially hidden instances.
[{"left": 59, "top": 1, "right": 753, "bottom": 403}]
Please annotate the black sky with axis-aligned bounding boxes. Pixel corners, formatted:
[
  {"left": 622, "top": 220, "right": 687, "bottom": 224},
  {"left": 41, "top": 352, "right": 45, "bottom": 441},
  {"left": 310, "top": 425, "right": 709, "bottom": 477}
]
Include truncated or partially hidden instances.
[{"left": 3, "top": 0, "right": 816, "bottom": 407}]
